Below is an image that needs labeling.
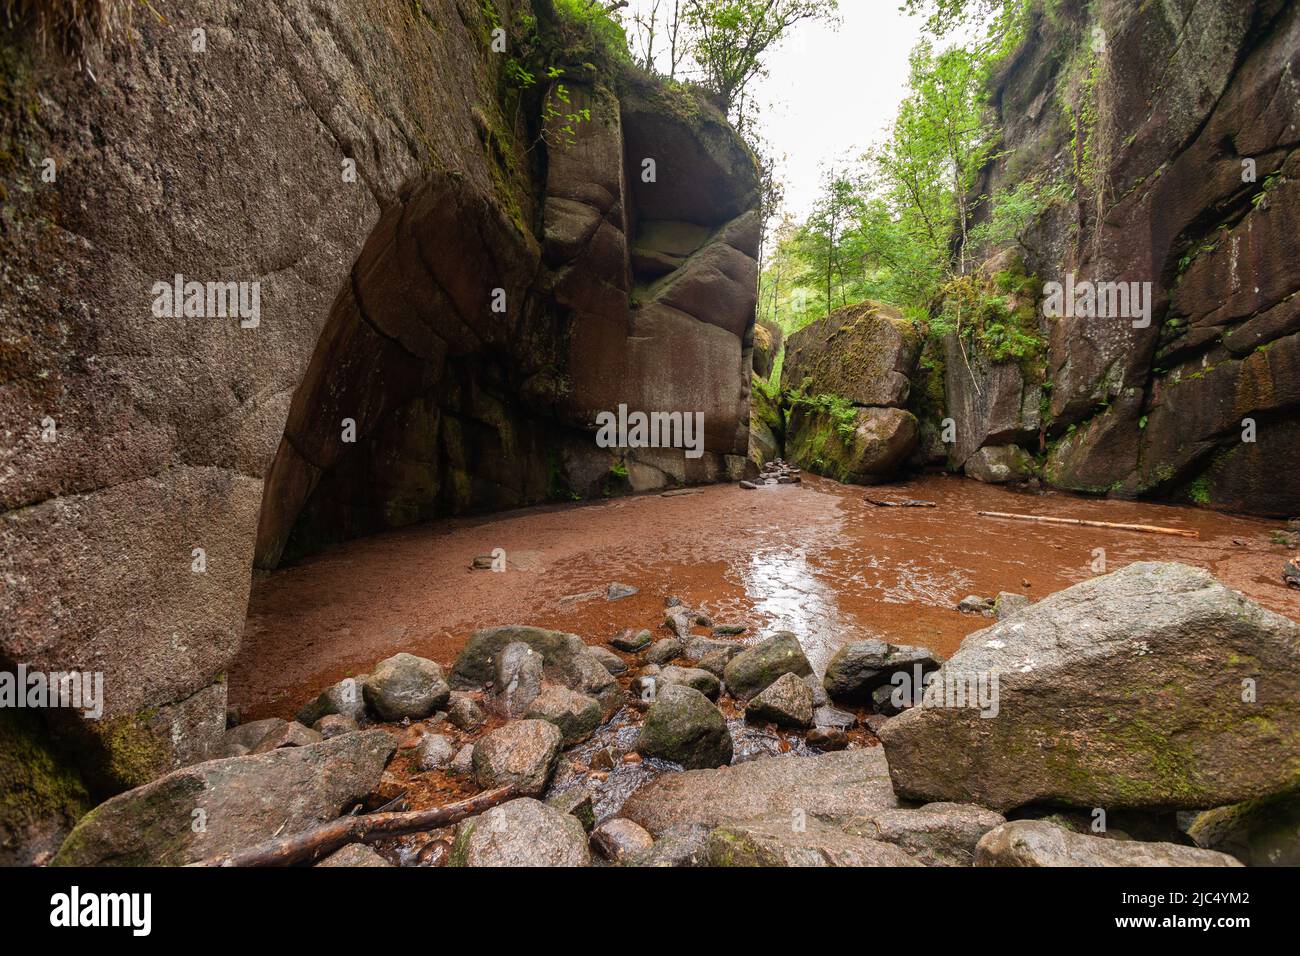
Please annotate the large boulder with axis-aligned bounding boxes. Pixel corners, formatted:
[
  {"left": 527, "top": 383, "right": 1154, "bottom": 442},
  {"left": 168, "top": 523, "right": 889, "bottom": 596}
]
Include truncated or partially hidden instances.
[
  {"left": 363, "top": 653, "right": 450, "bottom": 722},
  {"left": 620, "top": 749, "right": 899, "bottom": 836},
  {"left": 975, "top": 820, "right": 1243, "bottom": 867},
  {"left": 471, "top": 720, "right": 563, "bottom": 797},
  {"left": 449, "top": 798, "right": 590, "bottom": 867},
  {"left": 723, "top": 631, "right": 813, "bottom": 701},
  {"left": 785, "top": 402, "right": 919, "bottom": 485},
  {"left": 705, "top": 815, "right": 921, "bottom": 867},
  {"left": 52, "top": 731, "right": 396, "bottom": 866},
  {"left": 782, "top": 301, "right": 922, "bottom": 408},
  {"left": 637, "top": 684, "right": 733, "bottom": 770},
  {"left": 879, "top": 563, "right": 1300, "bottom": 811}
]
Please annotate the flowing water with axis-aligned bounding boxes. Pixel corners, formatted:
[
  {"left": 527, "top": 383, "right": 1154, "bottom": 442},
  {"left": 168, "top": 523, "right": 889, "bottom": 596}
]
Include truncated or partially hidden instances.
[{"left": 231, "top": 473, "right": 1297, "bottom": 721}]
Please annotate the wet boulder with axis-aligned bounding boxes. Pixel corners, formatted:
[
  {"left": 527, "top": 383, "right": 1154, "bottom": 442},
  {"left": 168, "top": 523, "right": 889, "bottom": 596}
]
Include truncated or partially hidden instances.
[
  {"left": 472, "top": 720, "right": 563, "bottom": 797},
  {"left": 722, "top": 632, "right": 813, "bottom": 701},
  {"left": 880, "top": 563, "right": 1300, "bottom": 811},
  {"left": 822, "top": 640, "right": 941, "bottom": 705},
  {"left": 636, "top": 684, "right": 733, "bottom": 770},
  {"left": 296, "top": 676, "right": 367, "bottom": 727},
  {"left": 975, "top": 820, "right": 1243, "bottom": 867},
  {"left": 705, "top": 815, "right": 921, "bottom": 867},
  {"left": 645, "top": 637, "right": 685, "bottom": 665},
  {"left": 590, "top": 818, "right": 655, "bottom": 863},
  {"left": 490, "top": 642, "right": 545, "bottom": 718},
  {"left": 744, "top": 672, "right": 814, "bottom": 729},
  {"left": 450, "top": 798, "right": 590, "bottom": 867},
  {"left": 656, "top": 665, "right": 722, "bottom": 701},
  {"left": 524, "top": 686, "right": 603, "bottom": 746},
  {"left": 53, "top": 731, "right": 396, "bottom": 866},
  {"left": 621, "top": 749, "right": 898, "bottom": 836},
  {"left": 363, "top": 653, "right": 451, "bottom": 722},
  {"left": 843, "top": 803, "right": 1007, "bottom": 867}
]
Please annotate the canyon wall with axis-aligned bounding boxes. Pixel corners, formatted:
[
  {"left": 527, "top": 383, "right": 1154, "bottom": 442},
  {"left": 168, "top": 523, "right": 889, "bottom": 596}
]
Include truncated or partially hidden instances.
[
  {"left": 0, "top": 0, "right": 757, "bottom": 861},
  {"left": 958, "top": 0, "right": 1299, "bottom": 513}
]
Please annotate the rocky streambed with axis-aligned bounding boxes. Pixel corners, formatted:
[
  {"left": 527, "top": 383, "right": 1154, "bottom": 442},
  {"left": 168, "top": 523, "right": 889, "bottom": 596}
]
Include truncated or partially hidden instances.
[{"left": 50, "top": 524, "right": 1300, "bottom": 867}]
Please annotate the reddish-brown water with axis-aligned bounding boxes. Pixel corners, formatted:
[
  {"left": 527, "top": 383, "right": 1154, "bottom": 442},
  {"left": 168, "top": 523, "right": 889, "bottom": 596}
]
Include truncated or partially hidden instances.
[{"left": 230, "top": 474, "right": 1297, "bottom": 720}]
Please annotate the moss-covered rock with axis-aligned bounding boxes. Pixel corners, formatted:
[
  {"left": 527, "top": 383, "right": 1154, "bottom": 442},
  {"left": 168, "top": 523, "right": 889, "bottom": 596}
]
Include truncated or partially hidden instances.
[{"left": 785, "top": 398, "right": 918, "bottom": 484}]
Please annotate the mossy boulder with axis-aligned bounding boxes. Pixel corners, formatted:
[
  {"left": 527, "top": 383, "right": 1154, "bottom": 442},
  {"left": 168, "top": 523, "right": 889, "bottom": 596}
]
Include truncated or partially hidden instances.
[
  {"left": 0, "top": 710, "right": 92, "bottom": 866},
  {"left": 785, "top": 400, "right": 918, "bottom": 485},
  {"left": 637, "top": 684, "right": 732, "bottom": 770},
  {"left": 880, "top": 562, "right": 1300, "bottom": 812},
  {"left": 52, "top": 731, "right": 396, "bottom": 866},
  {"left": 722, "top": 631, "right": 813, "bottom": 701},
  {"left": 1187, "top": 787, "right": 1300, "bottom": 866},
  {"left": 782, "top": 301, "right": 921, "bottom": 408}
]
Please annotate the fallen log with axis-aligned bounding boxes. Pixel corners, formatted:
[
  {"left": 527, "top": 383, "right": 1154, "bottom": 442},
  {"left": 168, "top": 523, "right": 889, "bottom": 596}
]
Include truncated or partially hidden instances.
[
  {"left": 193, "top": 786, "right": 515, "bottom": 868},
  {"left": 976, "top": 511, "right": 1199, "bottom": 539},
  {"left": 866, "top": 497, "right": 937, "bottom": 508}
]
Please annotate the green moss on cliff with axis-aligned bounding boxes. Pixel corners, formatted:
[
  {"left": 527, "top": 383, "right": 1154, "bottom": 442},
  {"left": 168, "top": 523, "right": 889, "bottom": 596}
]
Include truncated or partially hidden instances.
[{"left": 0, "top": 709, "right": 92, "bottom": 862}]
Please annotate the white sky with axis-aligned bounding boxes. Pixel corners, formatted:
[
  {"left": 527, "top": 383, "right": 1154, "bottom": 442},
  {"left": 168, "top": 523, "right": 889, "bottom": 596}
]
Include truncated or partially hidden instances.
[{"left": 621, "top": 1, "right": 926, "bottom": 220}]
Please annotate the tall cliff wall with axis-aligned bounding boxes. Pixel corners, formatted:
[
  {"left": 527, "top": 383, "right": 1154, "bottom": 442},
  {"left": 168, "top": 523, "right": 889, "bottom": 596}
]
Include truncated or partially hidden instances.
[
  {"left": 950, "top": 0, "right": 1298, "bottom": 514},
  {"left": 0, "top": 0, "right": 758, "bottom": 862}
]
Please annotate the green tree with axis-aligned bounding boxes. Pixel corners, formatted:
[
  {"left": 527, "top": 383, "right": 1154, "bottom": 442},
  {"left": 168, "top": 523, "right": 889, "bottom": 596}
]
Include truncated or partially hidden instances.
[{"left": 683, "top": 0, "right": 840, "bottom": 114}]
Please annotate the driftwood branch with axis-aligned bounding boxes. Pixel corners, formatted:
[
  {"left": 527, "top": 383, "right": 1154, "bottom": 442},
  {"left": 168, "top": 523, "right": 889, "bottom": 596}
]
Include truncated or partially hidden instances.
[
  {"left": 976, "top": 511, "right": 1199, "bottom": 539},
  {"left": 194, "top": 786, "right": 516, "bottom": 868}
]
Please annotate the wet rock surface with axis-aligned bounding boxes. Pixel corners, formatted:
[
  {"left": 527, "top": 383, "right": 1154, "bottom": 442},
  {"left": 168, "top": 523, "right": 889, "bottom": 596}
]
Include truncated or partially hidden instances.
[
  {"left": 450, "top": 798, "right": 590, "bottom": 867},
  {"left": 975, "top": 820, "right": 1244, "bottom": 867},
  {"left": 706, "top": 814, "right": 922, "bottom": 867}
]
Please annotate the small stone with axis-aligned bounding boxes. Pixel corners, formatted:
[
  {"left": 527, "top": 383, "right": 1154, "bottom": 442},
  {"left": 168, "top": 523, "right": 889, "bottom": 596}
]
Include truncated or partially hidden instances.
[
  {"left": 610, "top": 628, "right": 653, "bottom": 652},
  {"left": 524, "top": 685, "right": 602, "bottom": 746},
  {"left": 1284, "top": 557, "right": 1300, "bottom": 589},
  {"left": 739, "top": 480, "right": 759, "bottom": 490},
  {"left": 712, "top": 624, "right": 747, "bottom": 636},
  {"left": 607, "top": 582, "right": 639, "bottom": 601},
  {"left": 957, "top": 595, "right": 994, "bottom": 615},
  {"left": 416, "top": 840, "right": 451, "bottom": 866},
  {"left": 588, "top": 645, "right": 628, "bottom": 675},
  {"left": 296, "top": 676, "right": 367, "bottom": 726},
  {"left": 864, "top": 713, "right": 890, "bottom": 735},
  {"left": 590, "top": 747, "right": 616, "bottom": 771},
  {"left": 623, "top": 752, "right": 642, "bottom": 765},
  {"left": 450, "top": 744, "right": 474, "bottom": 776},
  {"left": 447, "top": 692, "right": 486, "bottom": 730},
  {"left": 645, "top": 637, "right": 684, "bottom": 665},
  {"left": 590, "top": 818, "right": 655, "bottom": 863},
  {"left": 313, "top": 714, "right": 358, "bottom": 739},
  {"left": 413, "top": 733, "right": 455, "bottom": 771},
  {"left": 806, "top": 727, "right": 848, "bottom": 750},
  {"left": 363, "top": 653, "right": 451, "bottom": 722},
  {"left": 744, "top": 672, "right": 814, "bottom": 729},
  {"left": 815, "top": 705, "right": 858, "bottom": 731},
  {"left": 470, "top": 554, "right": 495, "bottom": 570}
]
